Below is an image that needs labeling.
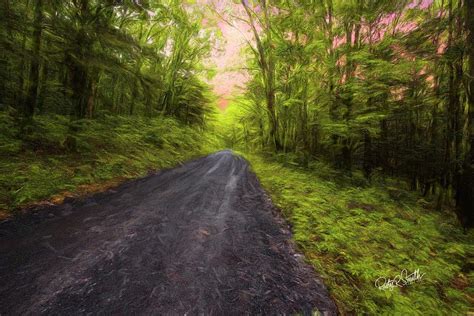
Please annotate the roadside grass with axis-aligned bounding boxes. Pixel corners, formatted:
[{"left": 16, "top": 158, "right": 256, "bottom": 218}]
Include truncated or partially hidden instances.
[
  {"left": 2, "top": 107, "right": 472, "bottom": 314},
  {"left": 241, "top": 152, "right": 474, "bottom": 315},
  {"left": 0, "top": 112, "right": 219, "bottom": 218}
]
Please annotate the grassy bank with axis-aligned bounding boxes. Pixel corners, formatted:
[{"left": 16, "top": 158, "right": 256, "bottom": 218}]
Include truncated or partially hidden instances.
[
  {"left": 241, "top": 152, "right": 473, "bottom": 315},
  {"left": 0, "top": 112, "right": 218, "bottom": 218}
]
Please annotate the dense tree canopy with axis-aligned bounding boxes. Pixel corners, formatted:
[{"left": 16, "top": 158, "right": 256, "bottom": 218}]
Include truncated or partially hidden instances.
[
  {"left": 230, "top": 0, "right": 473, "bottom": 228},
  {"left": 0, "top": 0, "right": 214, "bottom": 123}
]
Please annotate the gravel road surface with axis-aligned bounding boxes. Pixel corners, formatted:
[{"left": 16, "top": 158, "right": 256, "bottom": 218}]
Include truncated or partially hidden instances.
[{"left": 0, "top": 150, "right": 337, "bottom": 315}]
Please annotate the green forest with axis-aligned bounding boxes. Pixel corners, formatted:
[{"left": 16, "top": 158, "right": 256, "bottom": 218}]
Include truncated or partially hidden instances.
[{"left": 1, "top": 0, "right": 473, "bottom": 314}]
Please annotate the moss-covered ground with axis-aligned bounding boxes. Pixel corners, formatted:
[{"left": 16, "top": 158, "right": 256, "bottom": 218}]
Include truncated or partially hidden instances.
[{"left": 241, "top": 152, "right": 473, "bottom": 315}]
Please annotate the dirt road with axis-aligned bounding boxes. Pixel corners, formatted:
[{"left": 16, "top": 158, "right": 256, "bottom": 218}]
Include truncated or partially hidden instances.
[{"left": 0, "top": 150, "right": 337, "bottom": 315}]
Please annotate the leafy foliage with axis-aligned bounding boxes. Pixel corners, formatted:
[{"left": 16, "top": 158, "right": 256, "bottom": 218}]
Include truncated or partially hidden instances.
[
  {"left": 0, "top": 112, "right": 218, "bottom": 215},
  {"left": 231, "top": 0, "right": 474, "bottom": 228},
  {"left": 0, "top": 0, "right": 219, "bottom": 215},
  {"left": 0, "top": 0, "right": 214, "bottom": 121}
]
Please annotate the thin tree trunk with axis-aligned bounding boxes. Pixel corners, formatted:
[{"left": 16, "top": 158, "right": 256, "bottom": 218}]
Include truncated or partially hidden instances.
[
  {"left": 37, "top": 62, "right": 49, "bottom": 114},
  {"left": 363, "top": 130, "right": 373, "bottom": 180},
  {"left": 24, "top": 0, "right": 43, "bottom": 117},
  {"left": 17, "top": 9, "right": 29, "bottom": 109},
  {"left": 86, "top": 79, "right": 97, "bottom": 119}
]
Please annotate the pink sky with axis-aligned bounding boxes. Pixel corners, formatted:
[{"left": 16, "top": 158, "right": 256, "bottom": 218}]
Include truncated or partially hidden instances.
[
  {"left": 196, "top": 0, "right": 251, "bottom": 109},
  {"left": 192, "top": 0, "right": 435, "bottom": 109},
  {"left": 333, "top": 0, "right": 434, "bottom": 47}
]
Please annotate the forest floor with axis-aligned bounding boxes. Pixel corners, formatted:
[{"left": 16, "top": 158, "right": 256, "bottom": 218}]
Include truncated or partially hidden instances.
[
  {"left": 0, "top": 113, "right": 218, "bottom": 219},
  {"left": 241, "top": 152, "right": 474, "bottom": 314},
  {"left": 0, "top": 150, "right": 337, "bottom": 315}
]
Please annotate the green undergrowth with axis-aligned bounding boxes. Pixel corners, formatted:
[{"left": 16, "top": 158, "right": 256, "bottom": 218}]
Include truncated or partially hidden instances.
[
  {"left": 241, "top": 151, "right": 474, "bottom": 315},
  {"left": 0, "top": 112, "right": 219, "bottom": 215}
]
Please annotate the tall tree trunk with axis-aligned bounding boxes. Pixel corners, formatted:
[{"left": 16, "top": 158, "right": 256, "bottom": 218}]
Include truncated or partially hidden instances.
[
  {"left": 325, "top": 0, "right": 336, "bottom": 111},
  {"left": 68, "top": 59, "right": 89, "bottom": 118},
  {"left": 16, "top": 15, "right": 29, "bottom": 109},
  {"left": 241, "top": 0, "right": 281, "bottom": 150},
  {"left": 439, "top": 0, "right": 458, "bottom": 206},
  {"left": 456, "top": 0, "right": 474, "bottom": 228},
  {"left": 0, "top": 0, "right": 12, "bottom": 108},
  {"left": 24, "top": 0, "right": 43, "bottom": 117},
  {"left": 69, "top": 0, "right": 92, "bottom": 119},
  {"left": 262, "top": 0, "right": 280, "bottom": 150}
]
